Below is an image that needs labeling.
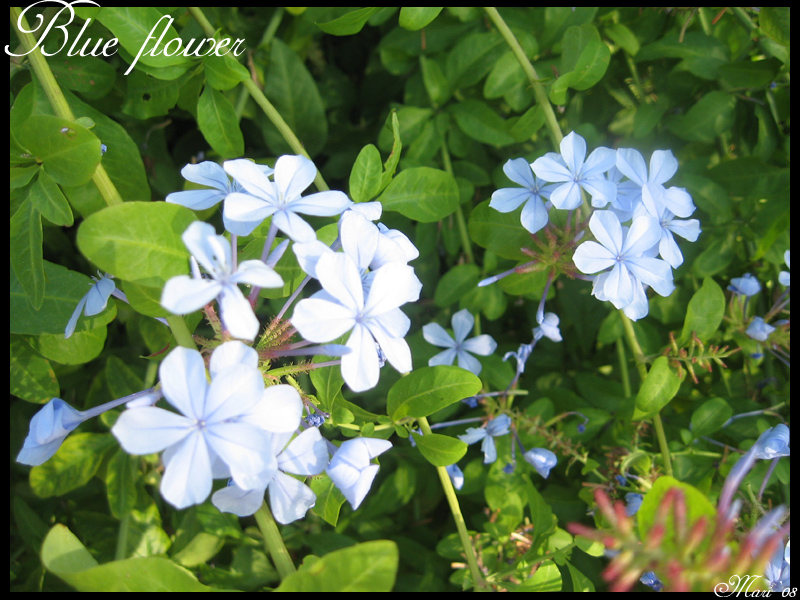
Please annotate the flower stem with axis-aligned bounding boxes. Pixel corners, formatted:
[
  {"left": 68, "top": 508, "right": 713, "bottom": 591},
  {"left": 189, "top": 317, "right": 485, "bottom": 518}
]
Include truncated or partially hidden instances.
[
  {"left": 483, "top": 7, "right": 563, "bottom": 151},
  {"left": 187, "top": 6, "right": 330, "bottom": 193},
  {"left": 254, "top": 501, "right": 296, "bottom": 580},
  {"left": 417, "top": 416, "right": 488, "bottom": 591},
  {"left": 166, "top": 315, "right": 197, "bottom": 350},
  {"left": 11, "top": 6, "right": 123, "bottom": 207},
  {"left": 620, "top": 311, "right": 673, "bottom": 477}
]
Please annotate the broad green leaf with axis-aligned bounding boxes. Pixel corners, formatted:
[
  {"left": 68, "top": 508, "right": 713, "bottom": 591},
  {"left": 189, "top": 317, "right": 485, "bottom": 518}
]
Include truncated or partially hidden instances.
[
  {"left": 679, "top": 277, "right": 725, "bottom": 344},
  {"left": 411, "top": 432, "right": 467, "bottom": 467},
  {"left": 29, "top": 169, "right": 73, "bottom": 227},
  {"left": 29, "top": 326, "right": 107, "bottom": 365},
  {"left": 632, "top": 356, "right": 681, "bottom": 420},
  {"left": 604, "top": 22, "right": 640, "bottom": 56},
  {"left": 261, "top": 39, "right": 327, "bottom": 157},
  {"left": 76, "top": 202, "right": 195, "bottom": 288},
  {"left": 468, "top": 200, "right": 531, "bottom": 260},
  {"left": 484, "top": 51, "right": 526, "bottom": 100},
  {"left": 93, "top": 7, "right": 192, "bottom": 75},
  {"left": 17, "top": 114, "right": 101, "bottom": 187},
  {"left": 349, "top": 144, "right": 382, "bottom": 203},
  {"left": 49, "top": 54, "right": 116, "bottom": 100},
  {"left": 10, "top": 198, "right": 45, "bottom": 310},
  {"left": 434, "top": 264, "right": 481, "bottom": 307},
  {"left": 316, "top": 7, "right": 382, "bottom": 36},
  {"left": 759, "top": 7, "right": 790, "bottom": 46},
  {"left": 633, "top": 100, "right": 669, "bottom": 139},
  {"left": 515, "top": 560, "right": 562, "bottom": 591},
  {"left": 275, "top": 540, "right": 398, "bottom": 592},
  {"left": 10, "top": 261, "right": 117, "bottom": 336},
  {"left": 718, "top": 58, "right": 782, "bottom": 89},
  {"left": 105, "top": 449, "right": 139, "bottom": 520},
  {"left": 387, "top": 366, "right": 481, "bottom": 421},
  {"left": 420, "top": 55, "right": 451, "bottom": 107},
  {"left": 197, "top": 84, "right": 244, "bottom": 158},
  {"left": 668, "top": 91, "right": 736, "bottom": 143},
  {"left": 30, "top": 433, "right": 116, "bottom": 498},
  {"left": 445, "top": 31, "right": 504, "bottom": 90},
  {"left": 41, "top": 524, "right": 227, "bottom": 591},
  {"left": 681, "top": 174, "right": 732, "bottom": 225},
  {"left": 203, "top": 52, "right": 249, "bottom": 91},
  {"left": 692, "top": 234, "right": 734, "bottom": 278},
  {"left": 308, "top": 474, "right": 346, "bottom": 527},
  {"left": 10, "top": 337, "right": 59, "bottom": 403},
  {"left": 550, "top": 37, "right": 611, "bottom": 105},
  {"left": 378, "top": 167, "right": 459, "bottom": 222},
  {"left": 637, "top": 476, "right": 716, "bottom": 556},
  {"left": 449, "top": 99, "right": 515, "bottom": 146},
  {"left": 635, "top": 32, "right": 729, "bottom": 80},
  {"left": 690, "top": 397, "right": 732, "bottom": 439},
  {"left": 399, "top": 7, "right": 443, "bottom": 31},
  {"left": 379, "top": 111, "right": 402, "bottom": 192},
  {"left": 565, "top": 560, "right": 595, "bottom": 592}
]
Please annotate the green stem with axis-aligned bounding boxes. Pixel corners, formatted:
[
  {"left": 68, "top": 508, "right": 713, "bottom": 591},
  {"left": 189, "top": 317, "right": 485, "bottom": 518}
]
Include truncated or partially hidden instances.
[
  {"left": 616, "top": 338, "right": 631, "bottom": 398},
  {"left": 483, "top": 7, "right": 563, "bottom": 151},
  {"left": 619, "top": 311, "right": 673, "bottom": 477},
  {"left": 418, "top": 416, "right": 488, "bottom": 591},
  {"left": 254, "top": 501, "right": 296, "bottom": 580},
  {"left": 188, "top": 6, "right": 329, "bottom": 192},
  {"left": 440, "top": 141, "right": 474, "bottom": 264},
  {"left": 11, "top": 6, "right": 123, "bottom": 206}
]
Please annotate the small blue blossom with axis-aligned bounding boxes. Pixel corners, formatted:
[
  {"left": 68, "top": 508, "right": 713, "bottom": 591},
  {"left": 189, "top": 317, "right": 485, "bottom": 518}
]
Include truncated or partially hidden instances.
[
  {"left": 746, "top": 316, "right": 776, "bottom": 342},
  {"left": 446, "top": 463, "right": 464, "bottom": 490},
  {"left": 423, "top": 309, "right": 497, "bottom": 376},
  {"left": 729, "top": 273, "right": 762, "bottom": 297},
  {"left": 779, "top": 250, "right": 790, "bottom": 287},
  {"left": 458, "top": 414, "right": 512, "bottom": 464},
  {"left": 65, "top": 272, "right": 116, "bottom": 339},
  {"left": 640, "top": 571, "right": 664, "bottom": 591},
  {"left": 523, "top": 448, "right": 557, "bottom": 478},
  {"left": 490, "top": 157, "right": 559, "bottom": 234},
  {"left": 765, "top": 540, "right": 791, "bottom": 592},
  {"left": 624, "top": 492, "right": 643, "bottom": 516}
]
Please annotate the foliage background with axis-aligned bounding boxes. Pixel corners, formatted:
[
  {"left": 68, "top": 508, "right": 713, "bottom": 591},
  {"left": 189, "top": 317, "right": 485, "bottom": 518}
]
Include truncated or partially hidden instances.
[{"left": 10, "top": 6, "right": 789, "bottom": 592}]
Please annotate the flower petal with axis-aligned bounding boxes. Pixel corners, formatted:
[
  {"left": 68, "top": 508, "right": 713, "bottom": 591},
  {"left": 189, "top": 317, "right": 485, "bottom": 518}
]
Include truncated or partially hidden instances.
[{"left": 269, "top": 472, "right": 317, "bottom": 524}]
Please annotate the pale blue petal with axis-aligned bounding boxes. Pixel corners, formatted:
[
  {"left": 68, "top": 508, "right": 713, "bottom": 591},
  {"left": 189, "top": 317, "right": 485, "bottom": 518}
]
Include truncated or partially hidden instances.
[
  {"left": 292, "top": 240, "right": 332, "bottom": 279},
  {"left": 461, "top": 334, "right": 497, "bottom": 356},
  {"left": 342, "top": 323, "right": 380, "bottom": 392},
  {"left": 603, "top": 264, "right": 635, "bottom": 308},
  {"left": 580, "top": 178, "right": 617, "bottom": 207},
  {"left": 181, "top": 161, "right": 231, "bottom": 191},
  {"left": 223, "top": 159, "right": 276, "bottom": 201},
  {"left": 278, "top": 428, "right": 329, "bottom": 476},
  {"left": 216, "top": 283, "right": 260, "bottom": 341},
  {"left": 648, "top": 150, "right": 678, "bottom": 185},
  {"left": 159, "top": 347, "right": 209, "bottom": 420},
  {"left": 456, "top": 350, "right": 483, "bottom": 376},
  {"left": 662, "top": 186, "right": 695, "bottom": 218},
  {"left": 206, "top": 421, "right": 276, "bottom": 490},
  {"left": 423, "top": 322, "right": 456, "bottom": 348},
  {"left": 626, "top": 256, "right": 674, "bottom": 297},
  {"left": 666, "top": 218, "right": 701, "bottom": 242},
  {"left": 64, "top": 294, "right": 88, "bottom": 339},
  {"left": 291, "top": 297, "right": 356, "bottom": 342},
  {"left": 363, "top": 262, "right": 421, "bottom": 315},
  {"left": 340, "top": 211, "right": 380, "bottom": 270},
  {"left": 451, "top": 309, "right": 475, "bottom": 343},
  {"left": 269, "top": 472, "right": 317, "bottom": 524},
  {"left": 181, "top": 221, "right": 231, "bottom": 276},
  {"left": 519, "top": 195, "right": 549, "bottom": 234},
  {"left": 549, "top": 181, "right": 582, "bottom": 210},
  {"left": 316, "top": 252, "right": 364, "bottom": 312},
  {"left": 205, "top": 363, "right": 264, "bottom": 420},
  {"left": 622, "top": 216, "right": 661, "bottom": 256},
  {"left": 230, "top": 260, "right": 284, "bottom": 289},
  {"left": 366, "top": 325, "right": 412, "bottom": 373},
  {"left": 659, "top": 230, "right": 684, "bottom": 269},
  {"left": 531, "top": 153, "right": 571, "bottom": 183},
  {"left": 83, "top": 276, "right": 115, "bottom": 316},
  {"left": 160, "top": 432, "right": 212, "bottom": 508},
  {"left": 589, "top": 210, "right": 623, "bottom": 254},
  {"left": 246, "top": 384, "right": 303, "bottom": 434},
  {"left": 622, "top": 280, "right": 650, "bottom": 321},
  {"left": 582, "top": 146, "right": 617, "bottom": 177},
  {"left": 212, "top": 483, "right": 266, "bottom": 517},
  {"left": 502, "top": 157, "right": 536, "bottom": 188},
  {"left": 288, "top": 190, "right": 353, "bottom": 216},
  {"left": 161, "top": 276, "right": 222, "bottom": 314},
  {"left": 209, "top": 340, "right": 258, "bottom": 376},
  {"left": 458, "top": 427, "right": 488, "bottom": 445},
  {"left": 573, "top": 241, "right": 616, "bottom": 275},
  {"left": 274, "top": 154, "right": 316, "bottom": 202},
  {"left": 223, "top": 192, "right": 277, "bottom": 236},
  {"left": 167, "top": 188, "right": 225, "bottom": 211},
  {"left": 111, "top": 406, "right": 194, "bottom": 454},
  {"left": 490, "top": 187, "right": 531, "bottom": 213},
  {"left": 615, "top": 148, "right": 648, "bottom": 186},
  {"left": 560, "top": 131, "right": 586, "bottom": 174},
  {"left": 480, "top": 435, "right": 497, "bottom": 463},
  {"left": 429, "top": 348, "right": 458, "bottom": 367}
]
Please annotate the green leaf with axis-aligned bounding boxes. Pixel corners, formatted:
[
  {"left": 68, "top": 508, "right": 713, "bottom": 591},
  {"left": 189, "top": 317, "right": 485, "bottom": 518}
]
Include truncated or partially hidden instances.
[
  {"left": 49, "top": 54, "right": 116, "bottom": 100},
  {"left": 105, "top": 449, "right": 139, "bottom": 520},
  {"left": 632, "top": 356, "right": 680, "bottom": 420},
  {"left": 468, "top": 200, "right": 531, "bottom": 260},
  {"left": 692, "top": 234, "right": 734, "bottom": 278},
  {"left": 275, "top": 540, "right": 398, "bottom": 592},
  {"left": 29, "top": 327, "right": 108, "bottom": 366},
  {"left": 203, "top": 52, "right": 249, "bottom": 91},
  {"left": 94, "top": 7, "right": 192, "bottom": 75},
  {"left": 690, "top": 397, "right": 732, "bottom": 439},
  {"left": 10, "top": 337, "right": 59, "bottom": 403},
  {"left": 718, "top": 58, "right": 782, "bottom": 89},
  {"left": 349, "top": 144, "right": 383, "bottom": 203},
  {"left": 379, "top": 111, "right": 402, "bottom": 192},
  {"left": 17, "top": 114, "right": 101, "bottom": 187},
  {"left": 759, "top": 7, "right": 791, "bottom": 46},
  {"left": 387, "top": 366, "right": 482, "bottom": 421},
  {"left": 446, "top": 31, "right": 504, "bottom": 90},
  {"left": 261, "top": 39, "right": 327, "bottom": 157},
  {"left": 679, "top": 277, "right": 725, "bottom": 344},
  {"left": 411, "top": 432, "right": 467, "bottom": 467},
  {"left": 399, "top": 7, "right": 443, "bottom": 31},
  {"left": 308, "top": 474, "right": 346, "bottom": 527},
  {"left": 316, "top": 8, "right": 382, "bottom": 36},
  {"left": 378, "top": 167, "right": 459, "bottom": 222},
  {"left": 76, "top": 202, "right": 195, "bottom": 288},
  {"left": 637, "top": 476, "right": 716, "bottom": 556},
  {"left": 668, "top": 91, "right": 736, "bottom": 143},
  {"left": 449, "top": 99, "right": 515, "bottom": 146},
  {"left": 30, "top": 433, "right": 116, "bottom": 497},
  {"left": 434, "top": 264, "right": 481, "bottom": 307},
  {"left": 41, "top": 524, "right": 228, "bottom": 591},
  {"left": 10, "top": 261, "right": 117, "bottom": 336},
  {"left": 29, "top": 169, "right": 74, "bottom": 227},
  {"left": 635, "top": 32, "right": 729, "bottom": 80},
  {"left": 197, "top": 84, "right": 244, "bottom": 158},
  {"left": 10, "top": 198, "right": 45, "bottom": 310}
]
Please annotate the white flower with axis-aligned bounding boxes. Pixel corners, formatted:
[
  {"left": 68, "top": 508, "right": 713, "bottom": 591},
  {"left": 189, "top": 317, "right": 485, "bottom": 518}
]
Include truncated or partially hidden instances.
[
  {"left": 161, "top": 221, "right": 283, "bottom": 341},
  {"left": 423, "top": 309, "right": 497, "bottom": 376},
  {"left": 111, "top": 345, "right": 276, "bottom": 509},
  {"left": 326, "top": 437, "right": 392, "bottom": 509},
  {"left": 534, "top": 312, "right": 562, "bottom": 343},
  {"left": 291, "top": 252, "right": 421, "bottom": 392},
  {"left": 222, "top": 155, "right": 352, "bottom": 240},
  {"left": 65, "top": 272, "right": 115, "bottom": 338}
]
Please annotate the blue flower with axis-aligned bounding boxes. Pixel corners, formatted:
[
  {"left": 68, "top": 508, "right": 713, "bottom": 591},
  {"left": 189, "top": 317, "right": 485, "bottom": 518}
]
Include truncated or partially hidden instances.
[
  {"left": 779, "top": 250, "right": 790, "bottom": 287},
  {"left": 446, "top": 463, "right": 464, "bottom": 490},
  {"left": 624, "top": 492, "right": 643, "bottom": 516},
  {"left": 640, "top": 571, "right": 663, "bottom": 591},
  {"left": 65, "top": 272, "right": 116, "bottom": 339},
  {"left": 746, "top": 316, "right": 776, "bottom": 342},
  {"left": 458, "top": 414, "right": 512, "bottom": 464},
  {"left": 327, "top": 437, "right": 392, "bottom": 509},
  {"left": 423, "top": 309, "right": 497, "bottom": 376},
  {"left": 531, "top": 131, "right": 617, "bottom": 210},
  {"left": 765, "top": 540, "right": 791, "bottom": 592},
  {"left": 729, "top": 273, "right": 762, "bottom": 297},
  {"left": 523, "top": 447, "right": 557, "bottom": 478},
  {"left": 490, "top": 157, "right": 559, "bottom": 234}
]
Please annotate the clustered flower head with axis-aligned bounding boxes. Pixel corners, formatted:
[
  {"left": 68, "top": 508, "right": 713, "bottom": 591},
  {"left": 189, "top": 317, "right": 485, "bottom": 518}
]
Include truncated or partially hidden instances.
[{"left": 490, "top": 131, "right": 701, "bottom": 321}]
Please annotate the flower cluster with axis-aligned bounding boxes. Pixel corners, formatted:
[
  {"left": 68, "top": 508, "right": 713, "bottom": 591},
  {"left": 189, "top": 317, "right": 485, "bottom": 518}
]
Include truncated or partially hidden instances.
[{"left": 491, "top": 131, "right": 701, "bottom": 320}]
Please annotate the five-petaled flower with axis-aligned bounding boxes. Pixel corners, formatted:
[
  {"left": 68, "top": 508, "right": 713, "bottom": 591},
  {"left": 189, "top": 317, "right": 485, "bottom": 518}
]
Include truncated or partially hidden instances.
[
  {"left": 458, "top": 414, "right": 512, "bottom": 464},
  {"left": 161, "top": 221, "right": 283, "bottom": 341},
  {"left": 327, "top": 437, "right": 392, "bottom": 509},
  {"left": 490, "top": 157, "right": 559, "bottom": 234},
  {"left": 423, "top": 309, "right": 497, "bottom": 376}
]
